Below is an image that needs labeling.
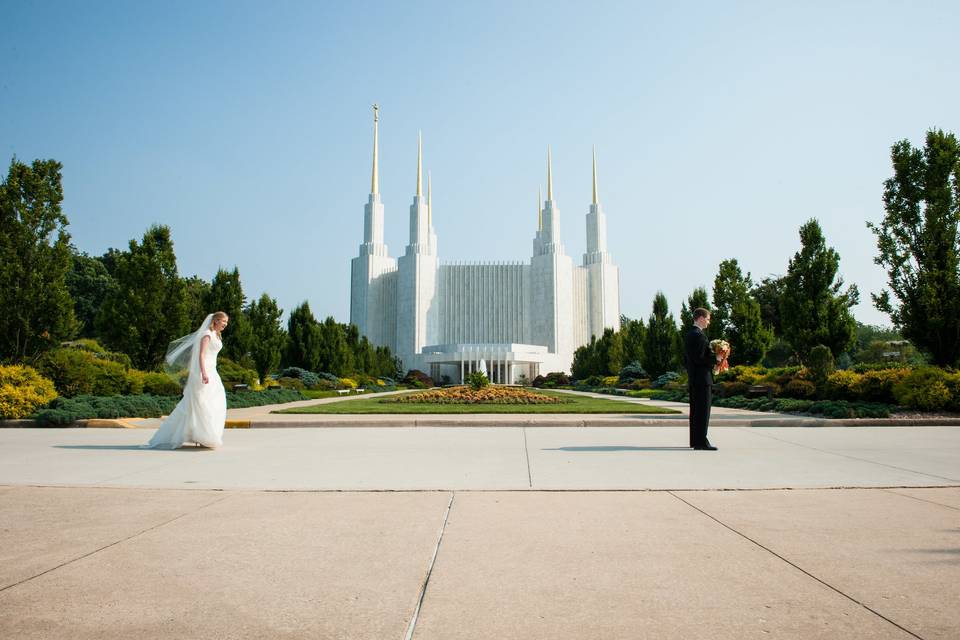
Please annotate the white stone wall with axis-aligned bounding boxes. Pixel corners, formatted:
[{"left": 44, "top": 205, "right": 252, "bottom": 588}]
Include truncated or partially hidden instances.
[{"left": 436, "top": 262, "right": 529, "bottom": 344}]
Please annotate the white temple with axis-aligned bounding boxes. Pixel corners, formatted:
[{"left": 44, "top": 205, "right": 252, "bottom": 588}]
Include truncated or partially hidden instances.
[{"left": 350, "top": 105, "right": 620, "bottom": 383}]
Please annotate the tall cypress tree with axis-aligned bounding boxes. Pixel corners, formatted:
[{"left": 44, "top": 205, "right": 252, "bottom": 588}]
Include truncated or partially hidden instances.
[
  {"left": 284, "top": 302, "right": 321, "bottom": 371},
  {"left": 644, "top": 292, "right": 679, "bottom": 377},
  {"left": 679, "top": 286, "right": 711, "bottom": 331},
  {"left": 780, "top": 219, "right": 858, "bottom": 361},
  {"left": 0, "top": 158, "right": 78, "bottom": 361},
  {"left": 205, "top": 267, "right": 253, "bottom": 364},
  {"left": 711, "top": 259, "right": 752, "bottom": 340},
  {"left": 728, "top": 297, "right": 774, "bottom": 365},
  {"left": 247, "top": 293, "right": 285, "bottom": 382},
  {"left": 869, "top": 128, "right": 960, "bottom": 366}
]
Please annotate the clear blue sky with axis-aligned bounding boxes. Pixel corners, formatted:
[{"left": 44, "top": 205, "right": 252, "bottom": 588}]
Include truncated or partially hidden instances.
[{"left": 3, "top": 1, "right": 957, "bottom": 328}]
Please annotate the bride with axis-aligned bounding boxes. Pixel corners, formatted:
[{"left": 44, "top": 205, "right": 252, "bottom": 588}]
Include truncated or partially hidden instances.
[{"left": 146, "top": 312, "right": 229, "bottom": 449}]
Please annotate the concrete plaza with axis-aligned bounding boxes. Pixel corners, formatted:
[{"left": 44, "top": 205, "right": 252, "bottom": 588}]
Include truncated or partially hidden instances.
[{"left": 1, "top": 403, "right": 958, "bottom": 638}]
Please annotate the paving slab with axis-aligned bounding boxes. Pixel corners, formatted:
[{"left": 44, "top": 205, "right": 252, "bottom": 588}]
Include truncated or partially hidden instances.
[
  {"left": 412, "top": 492, "right": 916, "bottom": 640},
  {"left": 0, "top": 490, "right": 451, "bottom": 640},
  {"left": 2, "top": 426, "right": 959, "bottom": 491},
  {"left": 679, "top": 488, "right": 960, "bottom": 640},
  {"left": 887, "top": 486, "right": 960, "bottom": 510},
  {"left": 525, "top": 426, "right": 957, "bottom": 489},
  {"left": 0, "top": 487, "right": 221, "bottom": 590}
]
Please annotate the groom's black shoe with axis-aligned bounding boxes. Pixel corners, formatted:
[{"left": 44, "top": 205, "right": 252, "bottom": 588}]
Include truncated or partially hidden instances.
[{"left": 693, "top": 441, "right": 718, "bottom": 451}]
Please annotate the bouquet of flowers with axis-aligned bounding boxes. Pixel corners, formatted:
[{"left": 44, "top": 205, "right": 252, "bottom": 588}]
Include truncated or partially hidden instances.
[{"left": 710, "top": 339, "right": 731, "bottom": 376}]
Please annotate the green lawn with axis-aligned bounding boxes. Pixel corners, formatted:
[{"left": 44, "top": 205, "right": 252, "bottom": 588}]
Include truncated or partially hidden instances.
[{"left": 274, "top": 389, "right": 680, "bottom": 415}]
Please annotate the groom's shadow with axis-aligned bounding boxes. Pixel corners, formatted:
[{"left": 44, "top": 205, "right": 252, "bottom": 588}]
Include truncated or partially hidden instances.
[{"left": 542, "top": 446, "right": 690, "bottom": 452}]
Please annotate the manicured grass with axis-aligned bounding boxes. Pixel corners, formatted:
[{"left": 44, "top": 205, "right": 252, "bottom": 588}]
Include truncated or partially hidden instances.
[{"left": 274, "top": 389, "right": 680, "bottom": 415}]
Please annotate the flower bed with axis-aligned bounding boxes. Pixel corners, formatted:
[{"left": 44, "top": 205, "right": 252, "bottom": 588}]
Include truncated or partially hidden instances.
[{"left": 383, "top": 385, "right": 570, "bottom": 405}]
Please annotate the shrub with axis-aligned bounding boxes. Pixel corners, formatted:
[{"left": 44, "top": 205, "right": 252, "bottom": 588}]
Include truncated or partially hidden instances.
[
  {"left": 468, "top": 371, "right": 490, "bottom": 390},
  {"left": 651, "top": 371, "right": 680, "bottom": 389},
  {"left": 721, "top": 381, "right": 749, "bottom": 397},
  {"left": 893, "top": 367, "right": 958, "bottom": 411},
  {"left": 808, "top": 345, "right": 835, "bottom": 381},
  {"left": 0, "top": 365, "right": 58, "bottom": 419},
  {"left": 339, "top": 377, "right": 358, "bottom": 389},
  {"left": 618, "top": 361, "right": 648, "bottom": 383},
  {"left": 823, "top": 370, "right": 863, "bottom": 401},
  {"left": 277, "top": 377, "right": 305, "bottom": 390},
  {"left": 856, "top": 368, "right": 911, "bottom": 404},
  {"left": 403, "top": 369, "right": 434, "bottom": 388},
  {"left": 217, "top": 357, "right": 258, "bottom": 388},
  {"left": 307, "top": 379, "right": 339, "bottom": 391},
  {"left": 37, "top": 348, "right": 132, "bottom": 397},
  {"left": 601, "top": 375, "right": 619, "bottom": 388},
  {"left": 516, "top": 374, "right": 530, "bottom": 387},
  {"left": 783, "top": 379, "right": 816, "bottom": 398},
  {"left": 60, "top": 339, "right": 134, "bottom": 368},
  {"left": 716, "top": 365, "right": 764, "bottom": 385},
  {"left": 277, "top": 367, "right": 321, "bottom": 388}
]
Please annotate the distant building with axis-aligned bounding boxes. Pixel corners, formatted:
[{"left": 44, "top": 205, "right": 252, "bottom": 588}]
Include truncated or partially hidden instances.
[{"left": 350, "top": 106, "right": 620, "bottom": 382}]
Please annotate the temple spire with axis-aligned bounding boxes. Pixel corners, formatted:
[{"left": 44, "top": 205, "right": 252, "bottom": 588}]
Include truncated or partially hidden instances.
[
  {"left": 592, "top": 145, "right": 599, "bottom": 205},
  {"left": 538, "top": 186, "right": 543, "bottom": 231},
  {"left": 547, "top": 146, "right": 554, "bottom": 201},
  {"left": 371, "top": 104, "right": 379, "bottom": 195},
  {"left": 427, "top": 170, "right": 432, "bottom": 226},
  {"left": 416, "top": 131, "right": 423, "bottom": 198}
]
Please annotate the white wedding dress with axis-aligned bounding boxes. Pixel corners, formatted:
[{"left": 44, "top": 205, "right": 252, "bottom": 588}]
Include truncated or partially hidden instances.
[{"left": 147, "top": 329, "right": 226, "bottom": 449}]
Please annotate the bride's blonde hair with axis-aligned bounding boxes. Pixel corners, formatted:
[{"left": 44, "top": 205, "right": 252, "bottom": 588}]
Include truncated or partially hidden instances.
[{"left": 210, "top": 311, "right": 229, "bottom": 338}]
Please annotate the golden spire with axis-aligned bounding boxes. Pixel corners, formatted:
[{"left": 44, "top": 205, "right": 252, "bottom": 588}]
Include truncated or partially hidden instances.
[
  {"left": 428, "top": 170, "right": 432, "bottom": 226},
  {"left": 538, "top": 186, "right": 543, "bottom": 231},
  {"left": 416, "top": 131, "right": 423, "bottom": 198},
  {"left": 547, "top": 146, "right": 553, "bottom": 201},
  {"left": 592, "top": 145, "right": 598, "bottom": 205},
  {"left": 371, "top": 104, "right": 379, "bottom": 195}
]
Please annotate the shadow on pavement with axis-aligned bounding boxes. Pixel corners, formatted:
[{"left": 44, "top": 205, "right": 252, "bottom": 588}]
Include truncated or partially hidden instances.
[{"left": 542, "top": 446, "right": 692, "bottom": 452}]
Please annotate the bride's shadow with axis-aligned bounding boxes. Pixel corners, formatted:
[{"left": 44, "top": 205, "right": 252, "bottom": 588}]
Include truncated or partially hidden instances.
[{"left": 54, "top": 445, "right": 212, "bottom": 451}]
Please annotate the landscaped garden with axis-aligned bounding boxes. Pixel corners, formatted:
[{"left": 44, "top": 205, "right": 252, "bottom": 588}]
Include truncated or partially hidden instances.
[{"left": 277, "top": 384, "right": 678, "bottom": 415}]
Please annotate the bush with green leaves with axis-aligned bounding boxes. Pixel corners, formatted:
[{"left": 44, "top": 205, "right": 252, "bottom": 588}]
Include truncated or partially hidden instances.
[
  {"left": 0, "top": 364, "right": 58, "bottom": 419},
  {"left": 61, "top": 339, "right": 133, "bottom": 368},
  {"left": 468, "top": 371, "right": 490, "bottom": 390},
  {"left": 807, "top": 345, "right": 836, "bottom": 382},
  {"left": 532, "top": 372, "right": 571, "bottom": 388},
  {"left": 217, "top": 357, "right": 258, "bottom": 388},
  {"left": 893, "top": 367, "right": 959, "bottom": 411},
  {"left": 651, "top": 371, "right": 680, "bottom": 389},
  {"left": 277, "top": 367, "right": 321, "bottom": 388},
  {"left": 783, "top": 379, "right": 816, "bottom": 398},
  {"left": 37, "top": 348, "right": 132, "bottom": 397},
  {"left": 618, "top": 361, "right": 648, "bottom": 383}
]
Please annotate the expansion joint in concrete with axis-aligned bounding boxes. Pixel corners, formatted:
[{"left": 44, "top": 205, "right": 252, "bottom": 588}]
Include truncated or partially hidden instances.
[
  {"left": 405, "top": 491, "right": 455, "bottom": 640},
  {"left": 522, "top": 427, "right": 533, "bottom": 488},
  {"left": 666, "top": 491, "right": 926, "bottom": 640},
  {"left": 0, "top": 494, "right": 231, "bottom": 594}
]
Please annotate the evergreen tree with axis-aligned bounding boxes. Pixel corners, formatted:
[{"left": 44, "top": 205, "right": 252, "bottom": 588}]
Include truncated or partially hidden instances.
[
  {"left": 644, "top": 292, "right": 679, "bottom": 377},
  {"left": 181, "top": 276, "right": 212, "bottom": 334},
  {"left": 679, "top": 286, "right": 711, "bottom": 330},
  {"left": 247, "top": 293, "right": 285, "bottom": 382},
  {"left": 571, "top": 336, "right": 598, "bottom": 379},
  {"left": 205, "top": 267, "right": 253, "bottom": 364},
  {"left": 619, "top": 315, "right": 646, "bottom": 366},
  {"left": 0, "top": 158, "right": 78, "bottom": 361},
  {"left": 728, "top": 297, "right": 774, "bottom": 365},
  {"left": 67, "top": 250, "right": 115, "bottom": 338},
  {"left": 868, "top": 128, "right": 960, "bottom": 366},
  {"left": 96, "top": 225, "right": 188, "bottom": 370},
  {"left": 752, "top": 275, "right": 786, "bottom": 336},
  {"left": 284, "top": 302, "right": 321, "bottom": 371},
  {"left": 780, "top": 219, "right": 859, "bottom": 362},
  {"left": 711, "top": 259, "right": 752, "bottom": 340},
  {"left": 317, "top": 316, "right": 354, "bottom": 375}
]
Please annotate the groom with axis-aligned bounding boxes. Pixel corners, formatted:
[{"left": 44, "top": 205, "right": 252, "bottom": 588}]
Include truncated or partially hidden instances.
[{"left": 684, "top": 308, "right": 718, "bottom": 451}]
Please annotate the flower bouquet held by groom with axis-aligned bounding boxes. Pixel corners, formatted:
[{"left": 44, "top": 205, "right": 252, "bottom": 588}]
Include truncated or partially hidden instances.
[{"left": 711, "top": 339, "right": 730, "bottom": 376}]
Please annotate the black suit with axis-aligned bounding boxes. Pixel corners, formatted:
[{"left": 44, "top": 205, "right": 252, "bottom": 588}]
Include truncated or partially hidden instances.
[{"left": 684, "top": 325, "right": 715, "bottom": 448}]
